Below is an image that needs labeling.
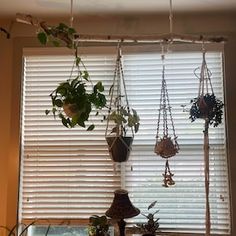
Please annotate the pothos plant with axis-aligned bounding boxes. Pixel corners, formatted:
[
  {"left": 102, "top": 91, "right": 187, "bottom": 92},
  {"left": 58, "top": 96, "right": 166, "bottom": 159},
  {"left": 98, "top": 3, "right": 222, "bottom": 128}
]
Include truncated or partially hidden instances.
[
  {"left": 37, "top": 22, "right": 107, "bottom": 130},
  {"left": 108, "top": 95, "right": 140, "bottom": 136},
  {"left": 105, "top": 46, "right": 140, "bottom": 162},
  {"left": 106, "top": 47, "right": 140, "bottom": 137}
]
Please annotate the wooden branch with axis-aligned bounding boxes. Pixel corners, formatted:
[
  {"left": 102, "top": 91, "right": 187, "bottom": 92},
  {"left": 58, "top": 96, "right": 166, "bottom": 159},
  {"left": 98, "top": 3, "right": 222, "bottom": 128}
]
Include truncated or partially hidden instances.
[
  {"left": 0, "top": 27, "right": 10, "bottom": 39},
  {"left": 74, "top": 32, "right": 226, "bottom": 43},
  {"left": 16, "top": 13, "right": 227, "bottom": 44}
]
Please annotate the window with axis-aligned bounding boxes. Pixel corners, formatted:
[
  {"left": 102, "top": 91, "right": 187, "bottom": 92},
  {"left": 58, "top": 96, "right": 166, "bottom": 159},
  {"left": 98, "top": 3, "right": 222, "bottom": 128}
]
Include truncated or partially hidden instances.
[{"left": 19, "top": 45, "right": 230, "bottom": 235}]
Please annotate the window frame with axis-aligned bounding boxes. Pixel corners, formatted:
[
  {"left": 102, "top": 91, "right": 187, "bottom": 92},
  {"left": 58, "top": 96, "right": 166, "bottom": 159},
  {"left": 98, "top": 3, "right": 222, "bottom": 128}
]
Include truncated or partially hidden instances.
[{"left": 19, "top": 43, "right": 231, "bottom": 236}]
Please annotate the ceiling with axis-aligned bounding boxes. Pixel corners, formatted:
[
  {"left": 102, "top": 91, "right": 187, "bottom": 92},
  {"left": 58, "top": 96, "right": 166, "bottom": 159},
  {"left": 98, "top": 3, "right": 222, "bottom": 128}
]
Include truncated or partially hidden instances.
[{"left": 1, "top": 0, "right": 236, "bottom": 18}]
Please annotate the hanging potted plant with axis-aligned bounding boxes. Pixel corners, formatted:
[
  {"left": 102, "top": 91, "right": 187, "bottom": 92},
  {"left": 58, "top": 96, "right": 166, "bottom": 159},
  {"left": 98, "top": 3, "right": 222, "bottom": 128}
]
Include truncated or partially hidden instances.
[
  {"left": 154, "top": 51, "right": 179, "bottom": 187},
  {"left": 37, "top": 22, "right": 107, "bottom": 130},
  {"left": 190, "top": 92, "right": 224, "bottom": 127},
  {"left": 189, "top": 49, "right": 224, "bottom": 236},
  {"left": 105, "top": 45, "right": 140, "bottom": 162}
]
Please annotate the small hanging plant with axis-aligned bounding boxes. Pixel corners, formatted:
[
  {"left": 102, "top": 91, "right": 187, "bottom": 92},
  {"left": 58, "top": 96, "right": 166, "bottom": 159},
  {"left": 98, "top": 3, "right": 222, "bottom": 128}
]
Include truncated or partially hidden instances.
[
  {"left": 105, "top": 45, "right": 140, "bottom": 162},
  {"left": 36, "top": 22, "right": 107, "bottom": 130},
  {"left": 190, "top": 93, "right": 224, "bottom": 127},
  {"left": 189, "top": 51, "right": 224, "bottom": 127},
  {"left": 108, "top": 101, "right": 140, "bottom": 136}
]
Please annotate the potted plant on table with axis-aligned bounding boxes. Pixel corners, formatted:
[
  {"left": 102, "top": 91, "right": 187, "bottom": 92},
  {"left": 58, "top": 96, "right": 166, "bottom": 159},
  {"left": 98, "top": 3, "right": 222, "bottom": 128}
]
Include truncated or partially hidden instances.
[
  {"left": 136, "top": 201, "right": 160, "bottom": 236},
  {"left": 37, "top": 21, "right": 107, "bottom": 130},
  {"left": 88, "top": 215, "right": 110, "bottom": 236},
  {"left": 105, "top": 45, "right": 140, "bottom": 162}
]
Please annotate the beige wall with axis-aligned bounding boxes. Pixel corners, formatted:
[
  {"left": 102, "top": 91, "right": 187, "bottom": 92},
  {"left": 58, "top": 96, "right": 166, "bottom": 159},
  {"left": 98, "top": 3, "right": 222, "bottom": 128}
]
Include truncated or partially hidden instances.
[
  {"left": 0, "top": 12, "right": 236, "bottom": 235},
  {"left": 0, "top": 22, "right": 12, "bottom": 232}
]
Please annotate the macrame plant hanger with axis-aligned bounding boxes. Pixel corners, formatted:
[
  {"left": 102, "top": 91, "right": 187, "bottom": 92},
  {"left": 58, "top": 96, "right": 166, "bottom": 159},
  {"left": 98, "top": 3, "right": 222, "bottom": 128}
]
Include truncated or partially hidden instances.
[
  {"left": 195, "top": 44, "right": 213, "bottom": 236},
  {"left": 202, "top": 47, "right": 211, "bottom": 236},
  {"left": 105, "top": 42, "right": 134, "bottom": 165},
  {"left": 154, "top": 44, "right": 179, "bottom": 187},
  {"left": 154, "top": 0, "right": 179, "bottom": 187}
]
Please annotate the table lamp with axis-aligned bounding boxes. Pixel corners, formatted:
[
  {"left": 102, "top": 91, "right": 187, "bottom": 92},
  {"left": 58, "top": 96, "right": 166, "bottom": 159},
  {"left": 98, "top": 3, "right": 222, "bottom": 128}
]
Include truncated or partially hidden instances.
[{"left": 106, "top": 189, "right": 140, "bottom": 236}]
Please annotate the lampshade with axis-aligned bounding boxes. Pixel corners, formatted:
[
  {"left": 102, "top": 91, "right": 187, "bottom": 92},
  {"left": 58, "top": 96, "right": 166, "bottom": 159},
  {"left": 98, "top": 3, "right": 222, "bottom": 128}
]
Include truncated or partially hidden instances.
[{"left": 106, "top": 189, "right": 140, "bottom": 219}]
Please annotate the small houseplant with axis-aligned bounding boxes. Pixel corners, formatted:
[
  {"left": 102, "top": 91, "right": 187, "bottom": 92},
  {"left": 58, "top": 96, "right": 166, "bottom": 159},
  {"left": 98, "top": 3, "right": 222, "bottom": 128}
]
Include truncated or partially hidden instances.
[
  {"left": 190, "top": 93, "right": 224, "bottom": 127},
  {"left": 88, "top": 215, "right": 110, "bottom": 236},
  {"left": 136, "top": 201, "right": 160, "bottom": 236},
  {"left": 105, "top": 45, "right": 140, "bottom": 162},
  {"left": 37, "top": 22, "right": 107, "bottom": 130}
]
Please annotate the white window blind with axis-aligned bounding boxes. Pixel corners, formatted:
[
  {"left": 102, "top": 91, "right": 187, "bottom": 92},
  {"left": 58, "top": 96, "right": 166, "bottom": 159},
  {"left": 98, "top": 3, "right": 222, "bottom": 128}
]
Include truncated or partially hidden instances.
[
  {"left": 20, "top": 52, "right": 120, "bottom": 220},
  {"left": 19, "top": 45, "right": 230, "bottom": 235}
]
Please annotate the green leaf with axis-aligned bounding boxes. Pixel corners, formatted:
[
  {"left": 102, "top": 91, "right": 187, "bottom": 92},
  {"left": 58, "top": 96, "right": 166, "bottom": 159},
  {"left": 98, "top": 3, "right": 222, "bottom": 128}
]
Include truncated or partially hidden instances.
[
  {"left": 52, "top": 40, "right": 60, "bottom": 47},
  {"left": 58, "top": 23, "right": 69, "bottom": 30},
  {"left": 98, "top": 93, "right": 106, "bottom": 107},
  {"left": 82, "top": 71, "right": 89, "bottom": 81},
  {"left": 68, "top": 27, "right": 76, "bottom": 34},
  {"left": 71, "top": 115, "right": 79, "bottom": 127},
  {"left": 134, "top": 123, "right": 140, "bottom": 133},
  {"left": 121, "top": 107, "right": 128, "bottom": 116},
  {"left": 148, "top": 200, "right": 157, "bottom": 210},
  {"left": 76, "top": 57, "right": 81, "bottom": 66},
  {"left": 61, "top": 117, "right": 69, "bottom": 128},
  {"left": 54, "top": 99, "right": 63, "bottom": 107},
  {"left": 96, "top": 81, "right": 104, "bottom": 92},
  {"left": 37, "top": 32, "right": 47, "bottom": 45},
  {"left": 71, "top": 78, "right": 80, "bottom": 88},
  {"left": 77, "top": 120, "right": 85, "bottom": 127},
  {"left": 52, "top": 107, "right": 57, "bottom": 116},
  {"left": 45, "top": 109, "right": 50, "bottom": 115},
  {"left": 87, "top": 124, "right": 95, "bottom": 131}
]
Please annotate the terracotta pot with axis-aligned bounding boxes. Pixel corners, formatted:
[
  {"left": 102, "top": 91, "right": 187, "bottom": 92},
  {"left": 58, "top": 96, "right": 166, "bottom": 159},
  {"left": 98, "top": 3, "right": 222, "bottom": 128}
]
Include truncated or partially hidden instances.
[
  {"left": 106, "top": 136, "right": 133, "bottom": 162},
  {"left": 154, "top": 137, "right": 178, "bottom": 158},
  {"left": 63, "top": 103, "right": 79, "bottom": 118},
  {"left": 197, "top": 96, "right": 210, "bottom": 118}
]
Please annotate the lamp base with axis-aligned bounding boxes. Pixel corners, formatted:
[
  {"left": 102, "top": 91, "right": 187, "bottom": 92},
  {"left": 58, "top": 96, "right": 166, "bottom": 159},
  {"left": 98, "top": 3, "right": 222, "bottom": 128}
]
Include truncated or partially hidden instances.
[{"left": 117, "top": 219, "right": 126, "bottom": 236}]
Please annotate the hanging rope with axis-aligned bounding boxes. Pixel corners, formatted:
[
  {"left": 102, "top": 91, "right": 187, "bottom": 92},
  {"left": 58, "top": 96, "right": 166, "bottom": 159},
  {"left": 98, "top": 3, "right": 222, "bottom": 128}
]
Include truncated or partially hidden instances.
[
  {"left": 204, "top": 119, "right": 210, "bottom": 236},
  {"left": 199, "top": 43, "right": 211, "bottom": 236},
  {"left": 169, "top": 0, "right": 174, "bottom": 42},
  {"left": 70, "top": 0, "right": 74, "bottom": 28}
]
